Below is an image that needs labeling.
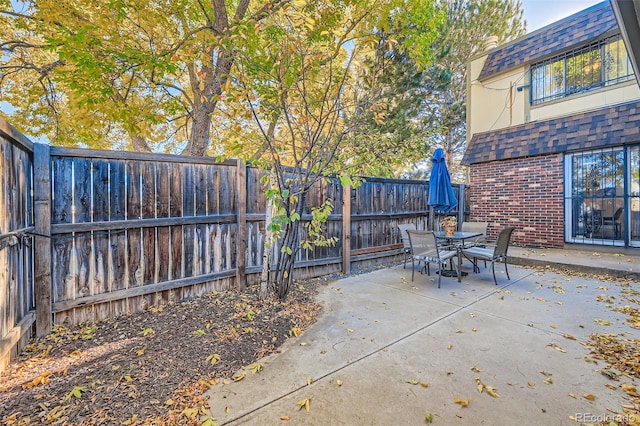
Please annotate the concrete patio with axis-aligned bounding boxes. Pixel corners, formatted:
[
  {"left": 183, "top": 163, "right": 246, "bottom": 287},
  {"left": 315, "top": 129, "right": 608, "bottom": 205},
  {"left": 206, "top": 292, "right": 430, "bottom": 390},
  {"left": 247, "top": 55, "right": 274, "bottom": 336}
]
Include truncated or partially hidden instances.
[{"left": 204, "top": 248, "right": 640, "bottom": 425}]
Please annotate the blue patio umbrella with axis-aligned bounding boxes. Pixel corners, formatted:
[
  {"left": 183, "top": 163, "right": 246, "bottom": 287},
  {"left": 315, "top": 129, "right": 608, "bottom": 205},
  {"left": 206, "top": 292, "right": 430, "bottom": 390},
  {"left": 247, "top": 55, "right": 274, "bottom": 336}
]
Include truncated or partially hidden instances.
[{"left": 428, "top": 148, "right": 458, "bottom": 213}]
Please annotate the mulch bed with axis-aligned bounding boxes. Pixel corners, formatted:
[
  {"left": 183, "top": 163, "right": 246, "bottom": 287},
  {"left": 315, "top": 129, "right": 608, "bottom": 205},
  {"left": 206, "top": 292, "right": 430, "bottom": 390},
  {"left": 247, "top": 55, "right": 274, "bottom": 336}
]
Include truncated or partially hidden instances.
[{"left": 0, "top": 278, "right": 328, "bottom": 425}]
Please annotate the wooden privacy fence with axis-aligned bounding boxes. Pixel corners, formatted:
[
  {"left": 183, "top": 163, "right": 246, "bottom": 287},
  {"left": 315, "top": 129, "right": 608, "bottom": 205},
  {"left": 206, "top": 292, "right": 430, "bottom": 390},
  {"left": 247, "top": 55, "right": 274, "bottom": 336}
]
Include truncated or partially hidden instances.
[
  {"left": 0, "top": 119, "right": 468, "bottom": 370},
  {"left": 0, "top": 121, "right": 35, "bottom": 369}
]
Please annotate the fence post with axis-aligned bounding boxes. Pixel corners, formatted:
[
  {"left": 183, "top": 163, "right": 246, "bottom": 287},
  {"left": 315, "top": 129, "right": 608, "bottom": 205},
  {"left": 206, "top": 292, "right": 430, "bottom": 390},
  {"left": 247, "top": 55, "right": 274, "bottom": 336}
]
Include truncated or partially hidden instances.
[
  {"left": 342, "top": 183, "right": 351, "bottom": 275},
  {"left": 236, "top": 159, "right": 247, "bottom": 290},
  {"left": 33, "top": 143, "right": 52, "bottom": 337}
]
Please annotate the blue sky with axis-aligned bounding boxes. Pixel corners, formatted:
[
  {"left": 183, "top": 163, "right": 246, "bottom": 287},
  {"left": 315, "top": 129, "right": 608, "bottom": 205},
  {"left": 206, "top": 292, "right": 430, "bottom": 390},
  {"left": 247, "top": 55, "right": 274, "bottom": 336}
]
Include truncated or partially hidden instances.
[{"left": 522, "top": 0, "right": 603, "bottom": 32}]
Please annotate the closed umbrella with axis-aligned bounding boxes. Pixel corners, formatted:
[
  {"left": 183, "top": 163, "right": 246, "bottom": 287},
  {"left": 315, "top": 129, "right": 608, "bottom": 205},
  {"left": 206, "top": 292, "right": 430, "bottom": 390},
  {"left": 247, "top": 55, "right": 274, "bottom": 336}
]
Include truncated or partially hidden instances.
[{"left": 428, "top": 148, "right": 458, "bottom": 213}]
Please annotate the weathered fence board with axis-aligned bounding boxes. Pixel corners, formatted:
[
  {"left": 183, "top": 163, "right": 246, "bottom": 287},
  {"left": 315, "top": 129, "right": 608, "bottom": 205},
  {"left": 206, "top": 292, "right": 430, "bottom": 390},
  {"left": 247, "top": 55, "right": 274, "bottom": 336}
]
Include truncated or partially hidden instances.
[
  {"left": 0, "top": 119, "right": 35, "bottom": 371},
  {"left": 46, "top": 148, "right": 246, "bottom": 324}
]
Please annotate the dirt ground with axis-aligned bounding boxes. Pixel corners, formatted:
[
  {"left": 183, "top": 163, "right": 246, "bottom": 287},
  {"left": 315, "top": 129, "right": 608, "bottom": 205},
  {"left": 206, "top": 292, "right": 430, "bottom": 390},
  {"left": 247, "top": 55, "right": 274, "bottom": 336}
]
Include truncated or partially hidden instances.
[{"left": 0, "top": 278, "right": 329, "bottom": 425}]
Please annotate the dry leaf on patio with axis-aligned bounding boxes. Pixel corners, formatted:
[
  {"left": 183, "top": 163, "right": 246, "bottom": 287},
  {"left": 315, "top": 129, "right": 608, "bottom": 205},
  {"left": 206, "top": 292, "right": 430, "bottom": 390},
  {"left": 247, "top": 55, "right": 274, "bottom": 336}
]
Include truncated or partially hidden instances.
[
  {"left": 622, "top": 384, "right": 639, "bottom": 397},
  {"left": 582, "top": 393, "right": 597, "bottom": 401},
  {"left": 547, "top": 343, "right": 566, "bottom": 353},
  {"left": 296, "top": 398, "right": 311, "bottom": 411},
  {"left": 246, "top": 363, "right": 263, "bottom": 374},
  {"left": 453, "top": 397, "right": 471, "bottom": 407}
]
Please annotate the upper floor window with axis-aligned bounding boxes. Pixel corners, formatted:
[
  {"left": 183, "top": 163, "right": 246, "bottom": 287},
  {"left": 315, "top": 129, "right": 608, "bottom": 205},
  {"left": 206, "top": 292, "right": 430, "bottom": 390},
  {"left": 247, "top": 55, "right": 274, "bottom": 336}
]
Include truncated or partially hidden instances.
[{"left": 530, "top": 36, "right": 634, "bottom": 105}]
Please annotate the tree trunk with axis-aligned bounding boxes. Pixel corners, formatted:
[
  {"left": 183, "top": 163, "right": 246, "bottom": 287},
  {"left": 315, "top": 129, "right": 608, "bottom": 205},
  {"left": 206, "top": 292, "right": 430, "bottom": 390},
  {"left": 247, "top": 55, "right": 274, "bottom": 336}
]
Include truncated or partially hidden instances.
[
  {"left": 259, "top": 168, "right": 277, "bottom": 299},
  {"left": 131, "top": 135, "right": 151, "bottom": 153},
  {"left": 273, "top": 192, "right": 306, "bottom": 300}
]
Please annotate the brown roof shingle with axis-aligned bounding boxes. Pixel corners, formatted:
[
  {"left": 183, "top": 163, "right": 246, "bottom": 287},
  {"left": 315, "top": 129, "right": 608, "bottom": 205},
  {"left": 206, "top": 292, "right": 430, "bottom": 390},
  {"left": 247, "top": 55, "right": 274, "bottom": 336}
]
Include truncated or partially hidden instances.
[
  {"left": 462, "top": 101, "right": 640, "bottom": 165},
  {"left": 478, "top": 1, "right": 616, "bottom": 81}
]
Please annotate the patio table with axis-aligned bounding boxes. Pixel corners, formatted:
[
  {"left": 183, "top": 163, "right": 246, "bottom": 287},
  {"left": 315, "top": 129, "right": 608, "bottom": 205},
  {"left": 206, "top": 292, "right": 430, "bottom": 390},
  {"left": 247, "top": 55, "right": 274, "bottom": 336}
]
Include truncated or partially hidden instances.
[{"left": 433, "top": 231, "right": 482, "bottom": 281}]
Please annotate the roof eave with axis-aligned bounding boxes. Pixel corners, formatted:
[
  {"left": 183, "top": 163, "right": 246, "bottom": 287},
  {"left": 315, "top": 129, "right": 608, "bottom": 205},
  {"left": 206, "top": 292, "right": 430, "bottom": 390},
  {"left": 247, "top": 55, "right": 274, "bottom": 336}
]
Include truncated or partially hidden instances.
[{"left": 611, "top": 0, "right": 640, "bottom": 87}]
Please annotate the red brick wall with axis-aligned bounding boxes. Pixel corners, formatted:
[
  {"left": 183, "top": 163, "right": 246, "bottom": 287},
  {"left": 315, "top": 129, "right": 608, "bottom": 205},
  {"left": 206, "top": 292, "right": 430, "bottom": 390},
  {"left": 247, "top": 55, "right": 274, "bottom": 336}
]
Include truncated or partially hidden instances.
[{"left": 468, "top": 154, "right": 564, "bottom": 248}]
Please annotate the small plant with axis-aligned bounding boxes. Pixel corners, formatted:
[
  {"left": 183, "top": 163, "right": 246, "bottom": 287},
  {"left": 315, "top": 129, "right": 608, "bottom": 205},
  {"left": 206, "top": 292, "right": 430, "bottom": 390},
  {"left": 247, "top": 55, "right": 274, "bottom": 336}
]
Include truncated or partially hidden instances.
[{"left": 439, "top": 216, "right": 457, "bottom": 228}]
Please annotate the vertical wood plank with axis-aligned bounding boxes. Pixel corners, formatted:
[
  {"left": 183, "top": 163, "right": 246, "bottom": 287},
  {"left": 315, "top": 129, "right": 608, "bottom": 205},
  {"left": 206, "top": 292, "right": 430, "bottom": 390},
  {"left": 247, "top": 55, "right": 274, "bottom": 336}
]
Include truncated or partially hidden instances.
[
  {"left": 141, "top": 162, "right": 156, "bottom": 289},
  {"left": 342, "top": 182, "right": 351, "bottom": 275},
  {"left": 170, "top": 164, "right": 183, "bottom": 290},
  {"left": 126, "top": 162, "right": 142, "bottom": 295},
  {"left": 0, "top": 141, "right": 8, "bottom": 339},
  {"left": 52, "top": 157, "right": 73, "bottom": 224},
  {"left": 236, "top": 160, "right": 246, "bottom": 290},
  {"left": 156, "top": 163, "right": 170, "bottom": 294},
  {"left": 109, "top": 160, "right": 127, "bottom": 318},
  {"left": 34, "top": 143, "right": 51, "bottom": 336},
  {"left": 92, "top": 160, "right": 110, "bottom": 299},
  {"left": 207, "top": 167, "right": 220, "bottom": 215}
]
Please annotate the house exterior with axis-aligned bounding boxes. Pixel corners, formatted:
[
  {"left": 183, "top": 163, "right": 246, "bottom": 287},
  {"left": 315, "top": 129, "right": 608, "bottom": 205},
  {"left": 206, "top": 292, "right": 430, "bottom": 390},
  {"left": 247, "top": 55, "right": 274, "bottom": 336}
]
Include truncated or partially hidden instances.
[{"left": 463, "top": 1, "right": 640, "bottom": 249}]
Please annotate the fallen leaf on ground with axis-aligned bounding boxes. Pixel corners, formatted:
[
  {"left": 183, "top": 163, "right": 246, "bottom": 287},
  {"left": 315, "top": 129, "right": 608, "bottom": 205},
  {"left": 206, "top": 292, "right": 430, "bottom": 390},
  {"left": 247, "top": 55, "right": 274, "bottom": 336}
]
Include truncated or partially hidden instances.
[
  {"left": 453, "top": 397, "right": 471, "bottom": 407},
  {"left": 296, "top": 398, "right": 311, "bottom": 411}
]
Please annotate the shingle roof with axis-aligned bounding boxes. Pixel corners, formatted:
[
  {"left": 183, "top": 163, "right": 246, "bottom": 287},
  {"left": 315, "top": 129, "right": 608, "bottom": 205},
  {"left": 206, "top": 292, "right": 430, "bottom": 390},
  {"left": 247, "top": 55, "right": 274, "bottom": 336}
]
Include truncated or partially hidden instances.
[
  {"left": 462, "top": 101, "right": 640, "bottom": 165},
  {"left": 478, "top": 1, "right": 616, "bottom": 81}
]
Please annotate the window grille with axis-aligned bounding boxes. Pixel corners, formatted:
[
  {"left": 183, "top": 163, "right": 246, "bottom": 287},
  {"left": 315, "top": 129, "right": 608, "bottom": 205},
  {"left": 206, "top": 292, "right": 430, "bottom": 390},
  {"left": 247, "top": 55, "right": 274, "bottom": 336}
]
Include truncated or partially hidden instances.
[{"left": 531, "top": 36, "right": 634, "bottom": 105}]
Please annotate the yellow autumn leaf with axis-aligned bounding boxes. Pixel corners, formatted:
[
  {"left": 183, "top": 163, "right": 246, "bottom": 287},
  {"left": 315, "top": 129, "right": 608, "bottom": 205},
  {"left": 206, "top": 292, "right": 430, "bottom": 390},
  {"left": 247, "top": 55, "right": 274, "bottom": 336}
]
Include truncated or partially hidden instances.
[
  {"left": 123, "top": 374, "right": 133, "bottom": 382},
  {"left": 622, "top": 384, "right": 639, "bottom": 396},
  {"left": 24, "top": 371, "right": 51, "bottom": 388},
  {"left": 594, "top": 318, "right": 612, "bottom": 326},
  {"left": 246, "top": 363, "right": 263, "bottom": 374},
  {"left": 563, "top": 333, "right": 576, "bottom": 340},
  {"left": 336, "top": 379, "right": 343, "bottom": 386},
  {"left": 121, "top": 414, "right": 138, "bottom": 425},
  {"left": 426, "top": 413, "right": 434, "bottom": 423},
  {"left": 544, "top": 377, "right": 553, "bottom": 385},
  {"left": 207, "top": 353, "right": 221, "bottom": 365},
  {"left": 407, "top": 379, "right": 419, "bottom": 385},
  {"left": 347, "top": 328, "right": 354, "bottom": 333},
  {"left": 296, "top": 397, "right": 311, "bottom": 411},
  {"left": 136, "top": 347, "right": 146, "bottom": 356},
  {"left": 201, "top": 418, "right": 217, "bottom": 426},
  {"left": 453, "top": 397, "right": 471, "bottom": 407},
  {"left": 139, "top": 327, "right": 155, "bottom": 336},
  {"left": 485, "top": 385, "right": 500, "bottom": 397},
  {"left": 281, "top": 415, "right": 290, "bottom": 420},
  {"left": 233, "top": 372, "right": 246, "bottom": 382},
  {"left": 181, "top": 407, "right": 199, "bottom": 419},
  {"left": 290, "top": 327, "right": 302, "bottom": 337},
  {"left": 47, "top": 405, "right": 68, "bottom": 422},
  {"left": 582, "top": 393, "right": 596, "bottom": 401}
]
